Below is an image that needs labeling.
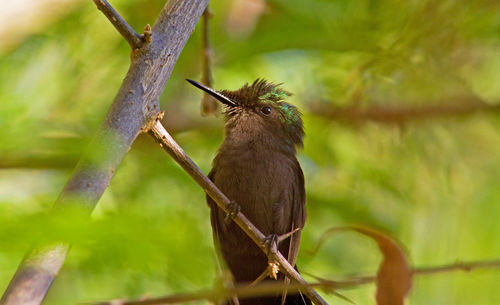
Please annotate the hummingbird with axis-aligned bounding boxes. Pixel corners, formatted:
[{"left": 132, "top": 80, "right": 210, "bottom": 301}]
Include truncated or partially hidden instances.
[{"left": 187, "top": 79, "right": 310, "bottom": 305}]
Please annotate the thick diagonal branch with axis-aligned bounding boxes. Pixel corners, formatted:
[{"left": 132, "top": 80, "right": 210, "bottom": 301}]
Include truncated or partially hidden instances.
[
  {"left": 0, "top": 1, "right": 208, "bottom": 305},
  {"left": 92, "top": 0, "right": 144, "bottom": 49},
  {"left": 149, "top": 120, "right": 328, "bottom": 305}
]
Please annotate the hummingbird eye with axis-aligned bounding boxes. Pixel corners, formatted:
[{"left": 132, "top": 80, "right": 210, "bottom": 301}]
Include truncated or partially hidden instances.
[{"left": 260, "top": 106, "right": 272, "bottom": 115}]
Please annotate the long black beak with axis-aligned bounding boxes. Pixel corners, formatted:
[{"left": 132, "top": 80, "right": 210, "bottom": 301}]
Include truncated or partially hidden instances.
[{"left": 186, "top": 79, "right": 237, "bottom": 107}]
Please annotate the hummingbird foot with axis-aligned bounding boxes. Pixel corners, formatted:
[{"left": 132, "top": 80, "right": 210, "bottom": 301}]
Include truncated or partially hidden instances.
[
  {"left": 263, "top": 234, "right": 281, "bottom": 279},
  {"left": 264, "top": 234, "right": 280, "bottom": 256},
  {"left": 224, "top": 200, "right": 241, "bottom": 224},
  {"left": 262, "top": 228, "right": 303, "bottom": 279}
]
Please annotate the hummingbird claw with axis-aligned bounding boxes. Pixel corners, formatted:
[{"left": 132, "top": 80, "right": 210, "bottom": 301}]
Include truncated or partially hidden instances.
[
  {"left": 224, "top": 200, "right": 241, "bottom": 224},
  {"left": 264, "top": 234, "right": 280, "bottom": 256},
  {"left": 261, "top": 228, "right": 303, "bottom": 280},
  {"left": 264, "top": 234, "right": 281, "bottom": 279}
]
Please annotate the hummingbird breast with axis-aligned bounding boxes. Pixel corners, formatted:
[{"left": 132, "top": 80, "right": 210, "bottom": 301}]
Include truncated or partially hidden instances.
[
  {"left": 208, "top": 139, "right": 305, "bottom": 283},
  {"left": 214, "top": 144, "right": 296, "bottom": 233}
]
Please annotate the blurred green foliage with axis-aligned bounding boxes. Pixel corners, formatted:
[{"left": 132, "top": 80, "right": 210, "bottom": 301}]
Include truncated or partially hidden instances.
[{"left": 1, "top": 0, "right": 500, "bottom": 304}]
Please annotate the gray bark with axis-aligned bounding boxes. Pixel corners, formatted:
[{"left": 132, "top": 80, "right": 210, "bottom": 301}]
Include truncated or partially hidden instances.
[{"left": 0, "top": 1, "right": 208, "bottom": 304}]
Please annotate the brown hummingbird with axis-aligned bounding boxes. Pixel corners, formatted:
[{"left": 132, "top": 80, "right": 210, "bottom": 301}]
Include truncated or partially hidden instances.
[{"left": 187, "top": 79, "right": 310, "bottom": 305}]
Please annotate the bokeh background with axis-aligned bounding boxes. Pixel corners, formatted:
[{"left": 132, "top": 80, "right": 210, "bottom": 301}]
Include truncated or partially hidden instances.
[{"left": 1, "top": 0, "right": 500, "bottom": 304}]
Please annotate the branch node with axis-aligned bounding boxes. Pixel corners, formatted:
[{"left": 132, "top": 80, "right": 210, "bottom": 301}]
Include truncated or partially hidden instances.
[
  {"left": 224, "top": 200, "right": 241, "bottom": 224},
  {"left": 142, "top": 111, "right": 164, "bottom": 133},
  {"left": 92, "top": 0, "right": 145, "bottom": 49}
]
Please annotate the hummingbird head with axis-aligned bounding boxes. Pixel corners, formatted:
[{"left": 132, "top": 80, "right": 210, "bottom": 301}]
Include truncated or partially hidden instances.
[{"left": 187, "top": 79, "right": 304, "bottom": 150}]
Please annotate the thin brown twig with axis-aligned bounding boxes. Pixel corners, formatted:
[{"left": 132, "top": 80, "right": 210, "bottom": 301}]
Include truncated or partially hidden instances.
[
  {"left": 148, "top": 119, "right": 328, "bottom": 305},
  {"left": 413, "top": 259, "right": 500, "bottom": 275},
  {"left": 200, "top": 6, "right": 218, "bottom": 115},
  {"left": 250, "top": 269, "right": 272, "bottom": 286},
  {"left": 310, "top": 100, "right": 500, "bottom": 125},
  {"left": 201, "top": 7, "right": 213, "bottom": 87},
  {"left": 90, "top": 258, "right": 500, "bottom": 305},
  {"left": 313, "top": 259, "right": 500, "bottom": 289},
  {"left": 91, "top": 281, "right": 335, "bottom": 305},
  {"left": 92, "top": 0, "right": 145, "bottom": 49}
]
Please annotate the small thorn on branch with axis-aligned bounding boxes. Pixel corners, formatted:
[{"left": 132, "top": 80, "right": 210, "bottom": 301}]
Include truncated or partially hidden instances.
[
  {"left": 278, "top": 227, "right": 302, "bottom": 243},
  {"left": 92, "top": 0, "right": 149, "bottom": 49},
  {"left": 250, "top": 269, "right": 272, "bottom": 286}
]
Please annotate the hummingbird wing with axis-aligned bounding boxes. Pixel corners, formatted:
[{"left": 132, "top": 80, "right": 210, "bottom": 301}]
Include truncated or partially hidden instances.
[
  {"left": 280, "top": 159, "right": 306, "bottom": 305},
  {"left": 206, "top": 168, "right": 217, "bottom": 208},
  {"left": 206, "top": 169, "right": 226, "bottom": 269},
  {"left": 287, "top": 158, "right": 306, "bottom": 268}
]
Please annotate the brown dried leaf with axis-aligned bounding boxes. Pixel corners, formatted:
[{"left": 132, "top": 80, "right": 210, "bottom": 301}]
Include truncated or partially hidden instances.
[
  {"left": 311, "top": 225, "right": 412, "bottom": 305},
  {"left": 353, "top": 226, "right": 412, "bottom": 305}
]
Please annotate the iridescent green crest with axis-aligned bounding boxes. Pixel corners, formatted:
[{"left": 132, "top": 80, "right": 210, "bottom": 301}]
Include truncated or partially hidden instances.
[{"left": 258, "top": 90, "right": 291, "bottom": 102}]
